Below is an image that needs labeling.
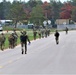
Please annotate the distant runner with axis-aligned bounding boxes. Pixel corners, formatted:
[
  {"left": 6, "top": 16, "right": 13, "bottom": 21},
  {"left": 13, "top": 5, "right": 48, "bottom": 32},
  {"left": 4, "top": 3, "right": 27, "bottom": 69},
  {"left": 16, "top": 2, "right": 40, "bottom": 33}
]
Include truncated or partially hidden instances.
[
  {"left": 54, "top": 30, "right": 60, "bottom": 44},
  {"left": 65, "top": 27, "right": 68, "bottom": 34}
]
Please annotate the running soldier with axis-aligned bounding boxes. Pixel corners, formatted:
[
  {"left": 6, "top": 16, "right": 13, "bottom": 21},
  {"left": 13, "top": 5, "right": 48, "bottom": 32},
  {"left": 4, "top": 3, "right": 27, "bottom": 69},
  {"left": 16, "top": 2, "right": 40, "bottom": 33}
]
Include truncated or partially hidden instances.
[
  {"left": 54, "top": 30, "right": 60, "bottom": 44},
  {"left": 65, "top": 27, "right": 68, "bottom": 34}
]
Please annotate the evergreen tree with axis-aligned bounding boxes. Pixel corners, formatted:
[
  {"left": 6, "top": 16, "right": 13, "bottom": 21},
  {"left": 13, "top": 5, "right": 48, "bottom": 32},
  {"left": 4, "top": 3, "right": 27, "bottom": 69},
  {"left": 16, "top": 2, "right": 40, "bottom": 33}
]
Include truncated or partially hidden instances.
[
  {"left": 71, "top": 8, "right": 76, "bottom": 22},
  {"left": 9, "top": 1, "right": 26, "bottom": 27}
]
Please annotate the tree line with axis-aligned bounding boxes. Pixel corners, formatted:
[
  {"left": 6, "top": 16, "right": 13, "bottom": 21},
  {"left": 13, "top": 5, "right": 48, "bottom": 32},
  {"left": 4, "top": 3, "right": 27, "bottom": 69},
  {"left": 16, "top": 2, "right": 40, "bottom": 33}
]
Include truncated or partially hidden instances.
[{"left": 0, "top": 0, "right": 76, "bottom": 27}]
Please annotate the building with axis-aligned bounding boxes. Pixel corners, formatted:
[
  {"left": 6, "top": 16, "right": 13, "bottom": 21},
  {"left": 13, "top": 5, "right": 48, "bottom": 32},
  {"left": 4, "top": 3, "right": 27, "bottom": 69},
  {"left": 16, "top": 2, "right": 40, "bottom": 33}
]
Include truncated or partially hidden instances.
[{"left": 55, "top": 19, "right": 70, "bottom": 25}]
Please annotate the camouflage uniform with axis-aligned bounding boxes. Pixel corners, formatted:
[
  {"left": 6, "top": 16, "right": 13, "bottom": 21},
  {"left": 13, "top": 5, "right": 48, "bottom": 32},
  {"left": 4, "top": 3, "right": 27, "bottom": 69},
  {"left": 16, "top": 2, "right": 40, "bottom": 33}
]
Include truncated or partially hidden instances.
[
  {"left": 47, "top": 29, "right": 50, "bottom": 36},
  {"left": 33, "top": 30, "right": 37, "bottom": 40},
  {"left": 0, "top": 33, "right": 6, "bottom": 50},
  {"left": 41, "top": 29, "right": 44, "bottom": 38},
  {"left": 45, "top": 29, "right": 48, "bottom": 38},
  {"left": 38, "top": 30, "right": 41, "bottom": 39},
  {"left": 8, "top": 33, "right": 15, "bottom": 48},
  {"left": 20, "top": 30, "right": 31, "bottom": 54},
  {"left": 13, "top": 31, "right": 18, "bottom": 46}
]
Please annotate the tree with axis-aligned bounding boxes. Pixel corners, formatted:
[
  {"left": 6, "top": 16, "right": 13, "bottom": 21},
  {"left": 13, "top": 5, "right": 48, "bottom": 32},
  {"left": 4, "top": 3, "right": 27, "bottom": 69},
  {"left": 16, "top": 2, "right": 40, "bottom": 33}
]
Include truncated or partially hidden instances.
[
  {"left": 70, "top": 0, "right": 76, "bottom": 6},
  {"left": 28, "top": 0, "right": 37, "bottom": 8},
  {"left": 3, "top": 1, "right": 11, "bottom": 19},
  {"left": 42, "top": 1, "right": 52, "bottom": 20},
  {"left": 49, "top": 0, "right": 62, "bottom": 26},
  {"left": 50, "top": 0, "right": 62, "bottom": 20},
  {"left": 0, "top": 2, "right": 4, "bottom": 19},
  {"left": 30, "top": 4, "right": 44, "bottom": 25},
  {"left": 9, "top": 1, "right": 26, "bottom": 27},
  {"left": 71, "top": 7, "right": 76, "bottom": 22},
  {"left": 0, "top": 1, "right": 11, "bottom": 19},
  {"left": 60, "top": 2, "right": 73, "bottom": 19}
]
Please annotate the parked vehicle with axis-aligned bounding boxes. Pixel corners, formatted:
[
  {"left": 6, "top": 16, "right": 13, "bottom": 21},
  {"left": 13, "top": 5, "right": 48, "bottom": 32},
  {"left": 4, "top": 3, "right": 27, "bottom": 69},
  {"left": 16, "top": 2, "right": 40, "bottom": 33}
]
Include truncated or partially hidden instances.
[{"left": 28, "top": 23, "right": 34, "bottom": 29}]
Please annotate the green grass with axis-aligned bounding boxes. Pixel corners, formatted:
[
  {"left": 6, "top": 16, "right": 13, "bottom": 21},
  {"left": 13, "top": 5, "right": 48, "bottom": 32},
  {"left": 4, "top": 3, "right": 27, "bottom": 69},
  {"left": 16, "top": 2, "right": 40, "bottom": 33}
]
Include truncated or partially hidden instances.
[
  {"left": 3, "top": 26, "right": 32, "bottom": 31},
  {"left": 1, "top": 31, "right": 39, "bottom": 50},
  {"left": 0, "top": 27, "right": 56, "bottom": 50}
]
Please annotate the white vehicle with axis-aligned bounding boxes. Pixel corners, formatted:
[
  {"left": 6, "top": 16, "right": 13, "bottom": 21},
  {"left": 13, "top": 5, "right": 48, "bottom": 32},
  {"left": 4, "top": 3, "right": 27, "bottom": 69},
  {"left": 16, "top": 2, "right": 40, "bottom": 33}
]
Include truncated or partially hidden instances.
[
  {"left": 28, "top": 23, "right": 34, "bottom": 29},
  {"left": 0, "top": 24, "right": 3, "bottom": 31}
]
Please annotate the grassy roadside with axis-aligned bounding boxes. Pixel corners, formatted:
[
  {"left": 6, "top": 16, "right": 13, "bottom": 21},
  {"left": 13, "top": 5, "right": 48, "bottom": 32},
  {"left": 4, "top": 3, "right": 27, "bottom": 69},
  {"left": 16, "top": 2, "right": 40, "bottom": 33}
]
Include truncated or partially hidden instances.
[
  {"left": 1, "top": 30, "right": 39, "bottom": 49},
  {"left": 0, "top": 27, "right": 56, "bottom": 50}
]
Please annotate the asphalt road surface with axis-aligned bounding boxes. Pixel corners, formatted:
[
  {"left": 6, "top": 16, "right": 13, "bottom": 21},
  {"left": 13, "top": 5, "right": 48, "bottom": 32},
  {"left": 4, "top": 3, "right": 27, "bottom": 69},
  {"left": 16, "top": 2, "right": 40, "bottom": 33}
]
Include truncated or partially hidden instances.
[{"left": 0, "top": 30, "right": 76, "bottom": 74}]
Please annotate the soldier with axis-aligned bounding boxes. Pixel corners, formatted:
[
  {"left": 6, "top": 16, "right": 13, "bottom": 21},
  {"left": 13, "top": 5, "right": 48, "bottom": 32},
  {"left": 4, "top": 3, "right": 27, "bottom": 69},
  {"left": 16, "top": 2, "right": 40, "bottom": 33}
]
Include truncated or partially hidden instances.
[
  {"left": 20, "top": 30, "right": 31, "bottom": 54},
  {"left": 0, "top": 33, "right": 6, "bottom": 50},
  {"left": 41, "top": 29, "right": 44, "bottom": 38},
  {"left": 1, "top": 33, "right": 6, "bottom": 46},
  {"left": 33, "top": 30, "right": 37, "bottom": 40},
  {"left": 38, "top": 29, "right": 41, "bottom": 39},
  {"left": 65, "top": 27, "right": 68, "bottom": 34},
  {"left": 13, "top": 30, "right": 18, "bottom": 46},
  {"left": 45, "top": 29, "right": 48, "bottom": 38},
  {"left": 54, "top": 30, "right": 60, "bottom": 44},
  {"left": 8, "top": 33, "right": 15, "bottom": 49},
  {"left": 47, "top": 29, "right": 50, "bottom": 36}
]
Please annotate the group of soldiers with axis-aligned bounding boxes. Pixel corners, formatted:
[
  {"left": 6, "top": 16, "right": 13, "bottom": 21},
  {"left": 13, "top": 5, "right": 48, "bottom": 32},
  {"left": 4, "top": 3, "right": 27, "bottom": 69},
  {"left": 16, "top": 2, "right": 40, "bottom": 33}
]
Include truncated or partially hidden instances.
[
  {"left": 0, "top": 30, "right": 30, "bottom": 55},
  {"left": 8, "top": 30, "right": 18, "bottom": 49},
  {"left": 0, "top": 27, "right": 68, "bottom": 54},
  {"left": 33, "top": 28, "right": 50, "bottom": 40},
  {"left": 0, "top": 28, "right": 51, "bottom": 54},
  {"left": 0, "top": 30, "right": 18, "bottom": 50}
]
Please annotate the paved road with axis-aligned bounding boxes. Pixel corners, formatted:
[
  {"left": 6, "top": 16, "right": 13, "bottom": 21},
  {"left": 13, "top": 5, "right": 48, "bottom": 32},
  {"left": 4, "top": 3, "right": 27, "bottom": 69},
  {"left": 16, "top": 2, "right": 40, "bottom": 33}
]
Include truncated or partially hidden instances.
[{"left": 0, "top": 30, "right": 76, "bottom": 74}]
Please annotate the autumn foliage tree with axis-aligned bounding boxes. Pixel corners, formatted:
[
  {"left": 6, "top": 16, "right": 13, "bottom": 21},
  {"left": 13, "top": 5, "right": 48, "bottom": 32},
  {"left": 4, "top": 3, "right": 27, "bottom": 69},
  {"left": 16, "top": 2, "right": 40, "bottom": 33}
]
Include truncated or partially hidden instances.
[
  {"left": 60, "top": 3, "right": 73, "bottom": 19},
  {"left": 42, "top": 1, "right": 52, "bottom": 19}
]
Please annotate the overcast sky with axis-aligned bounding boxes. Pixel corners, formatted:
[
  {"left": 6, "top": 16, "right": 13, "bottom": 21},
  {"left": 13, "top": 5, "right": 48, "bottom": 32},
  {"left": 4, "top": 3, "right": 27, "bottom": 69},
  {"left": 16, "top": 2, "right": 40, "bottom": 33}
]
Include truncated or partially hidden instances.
[{"left": 0, "top": 0, "right": 70, "bottom": 3}]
